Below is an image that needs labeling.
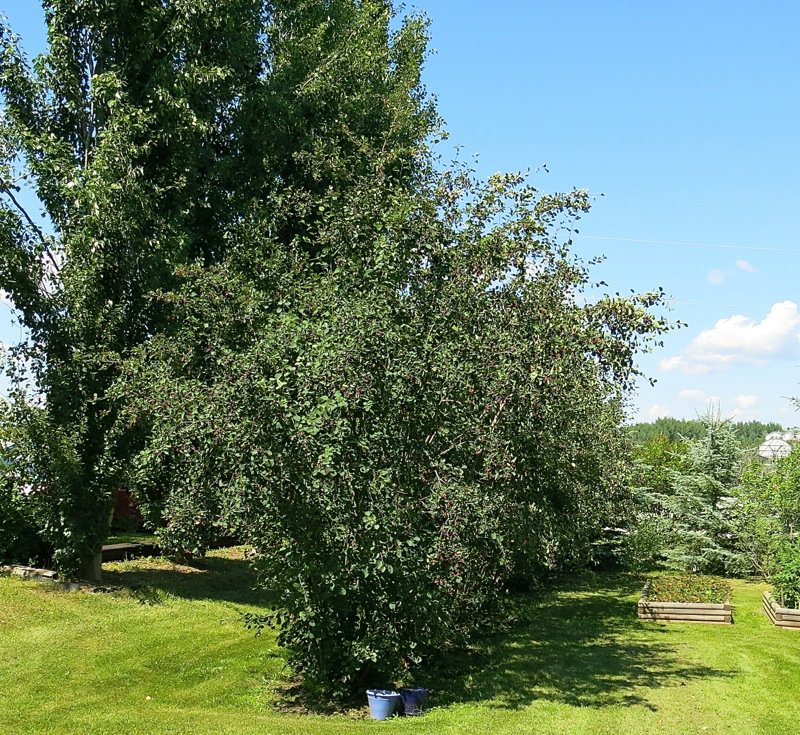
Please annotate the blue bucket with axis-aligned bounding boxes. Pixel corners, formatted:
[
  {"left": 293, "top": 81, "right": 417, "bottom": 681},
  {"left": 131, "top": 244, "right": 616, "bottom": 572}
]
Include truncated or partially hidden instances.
[
  {"left": 400, "top": 688, "right": 429, "bottom": 715},
  {"left": 366, "top": 689, "right": 402, "bottom": 720}
]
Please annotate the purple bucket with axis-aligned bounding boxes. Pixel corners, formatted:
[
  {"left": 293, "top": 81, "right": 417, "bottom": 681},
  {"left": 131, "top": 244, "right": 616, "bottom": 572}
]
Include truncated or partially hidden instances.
[{"left": 399, "top": 688, "right": 429, "bottom": 715}]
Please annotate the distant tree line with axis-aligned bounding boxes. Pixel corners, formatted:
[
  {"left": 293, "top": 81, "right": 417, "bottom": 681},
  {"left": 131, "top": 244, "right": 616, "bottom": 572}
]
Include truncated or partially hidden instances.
[{"left": 626, "top": 417, "right": 782, "bottom": 450}]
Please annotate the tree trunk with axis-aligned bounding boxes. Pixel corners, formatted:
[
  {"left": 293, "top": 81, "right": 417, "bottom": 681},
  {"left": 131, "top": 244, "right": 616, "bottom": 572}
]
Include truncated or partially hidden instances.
[{"left": 80, "top": 549, "right": 103, "bottom": 582}]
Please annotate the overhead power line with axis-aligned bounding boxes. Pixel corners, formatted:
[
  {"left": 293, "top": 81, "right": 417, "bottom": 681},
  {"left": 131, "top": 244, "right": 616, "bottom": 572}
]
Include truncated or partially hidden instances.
[
  {"left": 578, "top": 235, "right": 799, "bottom": 254},
  {"left": 672, "top": 301, "right": 764, "bottom": 308}
]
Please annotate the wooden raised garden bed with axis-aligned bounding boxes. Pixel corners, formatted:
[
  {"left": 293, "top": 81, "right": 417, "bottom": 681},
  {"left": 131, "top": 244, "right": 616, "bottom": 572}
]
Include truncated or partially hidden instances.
[
  {"left": 638, "top": 575, "right": 733, "bottom": 625},
  {"left": 638, "top": 598, "right": 732, "bottom": 624},
  {"left": 101, "top": 541, "right": 160, "bottom": 562},
  {"left": 0, "top": 564, "right": 92, "bottom": 592},
  {"left": 762, "top": 591, "right": 800, "bottom": 629}
]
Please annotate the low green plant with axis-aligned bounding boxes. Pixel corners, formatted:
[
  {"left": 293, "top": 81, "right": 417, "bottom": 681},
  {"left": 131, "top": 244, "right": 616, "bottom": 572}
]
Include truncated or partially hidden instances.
[
  {"left": 0, "top": 481, "right": 51, "bottom": 567},
  {"left": 772, "top": 543, "right": 800, "bottom": 609},
  {"left": 645, "top": 573, "right": 731, "bottom": 604}
]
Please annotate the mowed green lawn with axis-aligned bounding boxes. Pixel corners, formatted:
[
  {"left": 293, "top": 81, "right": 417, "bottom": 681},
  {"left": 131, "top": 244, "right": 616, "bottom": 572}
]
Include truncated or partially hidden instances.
[{"left": 2, "top": 550, "right": 799, "bottom": 735}]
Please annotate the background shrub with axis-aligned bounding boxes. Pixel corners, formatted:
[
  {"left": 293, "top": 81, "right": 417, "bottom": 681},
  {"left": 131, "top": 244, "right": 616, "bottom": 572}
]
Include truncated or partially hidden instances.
[
  {"left": 772, "top": 543, "right": 800, "bottom": 608},
  {"left": 0, "top": 477, "right": 51, "bottom": 567}
]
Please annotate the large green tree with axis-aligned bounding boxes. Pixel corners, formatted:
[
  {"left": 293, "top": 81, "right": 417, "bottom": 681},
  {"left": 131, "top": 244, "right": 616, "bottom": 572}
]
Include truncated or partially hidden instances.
[
  {"left": 0, "top": 0, "right": 435, "bottom": 578},
  {"left": 115, "top": 166, "right": 672, "bottom": 696},
  {"left": 1, "top": 1, "right": 674, "bottom": 698}
]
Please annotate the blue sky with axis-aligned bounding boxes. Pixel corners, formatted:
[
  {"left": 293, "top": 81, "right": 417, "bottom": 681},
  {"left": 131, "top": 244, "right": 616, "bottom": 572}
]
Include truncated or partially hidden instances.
[{"left": 3, "top": 1, "right": 800, "bottom": 425}]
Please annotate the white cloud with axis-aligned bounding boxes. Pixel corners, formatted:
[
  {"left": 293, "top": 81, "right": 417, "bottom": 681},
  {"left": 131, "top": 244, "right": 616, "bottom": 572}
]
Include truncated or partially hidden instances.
[
  {"left": 734, "top": 394, "right": 759, "bottom": 409},
  {"left": 692, "top": 301, "right": 799, "bottom": 355},
  {"left": 660, "top": 356, "right": 712, "bottom": 374},
  {"left": 0, "top": 290, "right": 13, "bottom": 309},
  {"left": 706, "top": 260, "right": 756, "bottom": 287},
  {"left": 648, "top": 403, "right": 671, "bottom": 418},
  {"left": 662, "top": 301, "right": 800, "bottom": 374},
  {"left": 679, "top": 388, "right": 707, "bottom": 401}
]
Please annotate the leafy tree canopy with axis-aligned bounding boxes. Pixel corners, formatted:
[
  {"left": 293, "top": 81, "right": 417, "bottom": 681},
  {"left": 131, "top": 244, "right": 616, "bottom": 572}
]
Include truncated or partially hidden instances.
[
  {"left": 0, "top": 0, "right": 436, "bottom": 578},
  {"left": 2, "top": 0, "right": 675, "bottom": 697}
]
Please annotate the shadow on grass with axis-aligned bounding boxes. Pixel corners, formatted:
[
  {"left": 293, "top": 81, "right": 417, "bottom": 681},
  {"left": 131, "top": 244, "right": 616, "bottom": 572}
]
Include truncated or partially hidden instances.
[
  {"left": 98, "top": 560, "right": 733, "bottom": 714},
  {"left": 424, "top": 573, "right": 734, "bottom": 711},
  {"left": 100, "top": 551, "right": 277, "bottom": 608}
]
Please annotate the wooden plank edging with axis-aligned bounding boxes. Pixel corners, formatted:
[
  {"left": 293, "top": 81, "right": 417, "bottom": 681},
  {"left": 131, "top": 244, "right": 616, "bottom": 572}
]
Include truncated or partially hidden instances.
[
  {"left": 638, "top": 600, "right": 731, "bottom": 611},
  {"left": 0, "top": 564, "right": 93, "bottom": 592},
  {"left": 638, "top": 594, "right": 733, "bottom": 624},
  {"left": 763, "top": 591, "right": 800, "bottom": 629},
  {"left": 639, "top": 611, "right": 731, "bottom": 620},
  {"left": 101, "top": 542, "right": 160, "bottom": 562}
]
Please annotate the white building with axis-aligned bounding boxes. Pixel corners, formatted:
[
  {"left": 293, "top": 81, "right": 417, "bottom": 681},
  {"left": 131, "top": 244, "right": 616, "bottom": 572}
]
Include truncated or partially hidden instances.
[{"left": 757, "top": 430, "right": 799, "bottom": 461}]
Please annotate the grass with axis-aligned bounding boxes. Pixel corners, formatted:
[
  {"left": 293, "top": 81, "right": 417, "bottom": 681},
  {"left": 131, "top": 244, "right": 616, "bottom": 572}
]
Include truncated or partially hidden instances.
[
  {"left": 2, "top": 554, "right": 800, "bottom": 734},
  {"left": 104, "top": 531, "right": 159, "bottom": 546}
]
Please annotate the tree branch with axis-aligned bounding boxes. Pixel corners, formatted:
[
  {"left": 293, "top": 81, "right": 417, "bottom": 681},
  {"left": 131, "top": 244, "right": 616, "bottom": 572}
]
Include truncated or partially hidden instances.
[{"left": 0, "top": 185, "right": 61, "bottom": 275}]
